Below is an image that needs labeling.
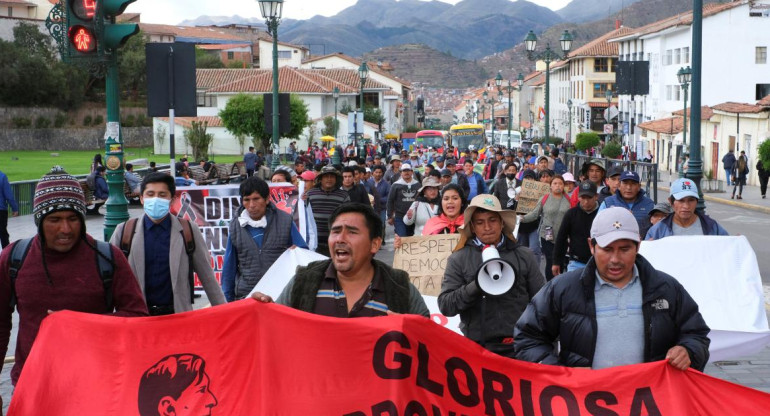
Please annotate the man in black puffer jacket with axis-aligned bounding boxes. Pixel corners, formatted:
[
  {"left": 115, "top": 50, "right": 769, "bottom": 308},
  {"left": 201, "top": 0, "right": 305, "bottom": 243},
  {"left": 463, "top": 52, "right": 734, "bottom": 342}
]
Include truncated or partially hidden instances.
[{"left": 514, "top": 207, "right": 710, "bottom": 371}]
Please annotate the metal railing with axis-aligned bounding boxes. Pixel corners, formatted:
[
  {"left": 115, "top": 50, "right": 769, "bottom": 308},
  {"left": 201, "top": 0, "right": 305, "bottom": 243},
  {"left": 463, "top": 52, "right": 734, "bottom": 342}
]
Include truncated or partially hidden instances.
[
  {"left": 564, "top": 153, "right": 659, "bottom": 203},
  {"left": 9, "top": 165, "right": 170, "bottom": 216}
]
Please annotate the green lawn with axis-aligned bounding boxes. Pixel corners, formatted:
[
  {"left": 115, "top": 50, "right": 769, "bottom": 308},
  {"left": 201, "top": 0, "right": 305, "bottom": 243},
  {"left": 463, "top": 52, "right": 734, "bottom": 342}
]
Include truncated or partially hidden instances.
[{"left": 0, "top": 148, "right": 245, "bottom": 182}]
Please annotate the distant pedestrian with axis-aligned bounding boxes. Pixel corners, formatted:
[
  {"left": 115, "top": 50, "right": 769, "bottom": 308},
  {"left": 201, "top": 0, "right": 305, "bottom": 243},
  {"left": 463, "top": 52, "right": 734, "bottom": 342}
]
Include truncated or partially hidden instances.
[
  {"left": 731, "top": 150, "right": 749, "bottom": 199},
  {"left": 758, "top": 159, "right": 769, "bottom": 199},
  {"left": 93, "top": 166, "right": 109, "bottom": 200},
  {"left": 244, "top": 146, "right": 257, "bottom": 177},
  {"left": 0, "top": 167, "right": 19, "bottom": 248},
  {"left": 599, "top": 171, "right": 655, "bottom": 239},
  {"left": 90, "top": 154, "right": 104, "bottom": 173},
  {"left": 387, "top": 163, "right": 420, "bottom": 237},
  {"left": 647, "top": 178, "right": 728, "bottom": 239},
  {"left": 307, "top": 166, "right": 350, "bottom": 256},
  {"left": 722, "top": 149, "right": 736, "bottom": 186}
]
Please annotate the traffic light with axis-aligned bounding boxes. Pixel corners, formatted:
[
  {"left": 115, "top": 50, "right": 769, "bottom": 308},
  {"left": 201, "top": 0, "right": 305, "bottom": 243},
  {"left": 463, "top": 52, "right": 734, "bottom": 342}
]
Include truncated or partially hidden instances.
[
  {"left": 66, "top": 0, "right": 98, "bottom": 57},
  {"left": 101, "top": 0, "right": 139, "bottom": 51}
]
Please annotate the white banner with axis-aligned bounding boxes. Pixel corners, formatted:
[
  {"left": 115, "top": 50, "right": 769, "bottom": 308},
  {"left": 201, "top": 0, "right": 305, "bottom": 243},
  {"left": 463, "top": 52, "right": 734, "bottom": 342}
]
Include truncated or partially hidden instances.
[{"left": 639, "top": 236, "right": 770, "bottom": 361}]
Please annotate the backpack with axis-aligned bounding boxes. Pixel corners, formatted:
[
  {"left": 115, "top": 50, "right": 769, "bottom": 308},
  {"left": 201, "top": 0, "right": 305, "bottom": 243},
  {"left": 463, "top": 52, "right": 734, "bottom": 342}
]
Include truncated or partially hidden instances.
[
  {"left": 119, "top": 217, "right": 197, "bottom": 304},
  {"left": 9, "top": 238, "right": 114, "bottom": 311}
]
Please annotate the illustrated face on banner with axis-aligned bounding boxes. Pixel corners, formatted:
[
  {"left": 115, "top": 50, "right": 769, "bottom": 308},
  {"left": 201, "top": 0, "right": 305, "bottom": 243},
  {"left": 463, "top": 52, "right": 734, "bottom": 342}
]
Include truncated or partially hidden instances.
[{"left": 138, "top": 354, "right": 218, "bottom": 416}]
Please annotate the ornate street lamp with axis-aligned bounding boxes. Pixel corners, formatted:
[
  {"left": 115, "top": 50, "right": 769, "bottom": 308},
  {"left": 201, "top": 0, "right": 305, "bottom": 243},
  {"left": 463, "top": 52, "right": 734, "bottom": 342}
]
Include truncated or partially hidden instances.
[
  {"left": 482, "top": 91, "right": 488, "bottom": 131},
  {"left": 475, "top": 99, "right": 480, "bottom": 124},
  {"left": 677, "top": 66, "right": 692, "bottom": 177},
  {"left": 517, "top": 73, "right": 524, "bottom": 134},
  {"left": 257, "top": 0, "right": 284, "bottom": 171},
  {"left": 505, "top": 80, "right": 514, "bottom": 149},
  {"left": 524, "top": 29, "right": 573, "bottom": 146}
]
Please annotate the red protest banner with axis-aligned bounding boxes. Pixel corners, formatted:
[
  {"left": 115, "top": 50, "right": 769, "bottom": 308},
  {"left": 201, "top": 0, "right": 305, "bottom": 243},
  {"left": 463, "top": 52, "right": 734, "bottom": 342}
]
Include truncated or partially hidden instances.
[{"left": 10, "top": 301, "right": 770, "bottom": 415}]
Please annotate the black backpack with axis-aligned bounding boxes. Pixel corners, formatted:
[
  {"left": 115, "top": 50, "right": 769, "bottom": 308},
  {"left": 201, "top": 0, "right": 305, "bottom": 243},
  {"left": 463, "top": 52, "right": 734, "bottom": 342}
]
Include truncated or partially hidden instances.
[{"left": 9, "top": 238, "right": 115, "bottom": 310}]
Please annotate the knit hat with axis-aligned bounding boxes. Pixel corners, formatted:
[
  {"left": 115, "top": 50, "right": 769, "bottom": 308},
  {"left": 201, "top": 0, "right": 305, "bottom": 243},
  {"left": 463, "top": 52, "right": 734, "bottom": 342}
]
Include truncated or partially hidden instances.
[{"left": 33, "top": 166, "right": 87, "bottom": 227}]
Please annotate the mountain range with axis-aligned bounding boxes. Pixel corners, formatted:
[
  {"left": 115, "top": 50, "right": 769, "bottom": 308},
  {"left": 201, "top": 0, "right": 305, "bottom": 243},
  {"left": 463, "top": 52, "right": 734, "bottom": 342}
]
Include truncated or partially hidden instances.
[{"left": 179, "top": 0, "right": 643, "bottom": 59}]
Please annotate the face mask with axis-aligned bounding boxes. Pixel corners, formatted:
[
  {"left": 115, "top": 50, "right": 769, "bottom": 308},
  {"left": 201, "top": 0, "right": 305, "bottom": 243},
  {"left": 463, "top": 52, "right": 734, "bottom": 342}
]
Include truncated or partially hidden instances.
[
  {"left": 144, "top": 197, "right": 170, "bottom": 221},
  {"left": 506, "top": 173, "right": 517, "bottom": 180}
]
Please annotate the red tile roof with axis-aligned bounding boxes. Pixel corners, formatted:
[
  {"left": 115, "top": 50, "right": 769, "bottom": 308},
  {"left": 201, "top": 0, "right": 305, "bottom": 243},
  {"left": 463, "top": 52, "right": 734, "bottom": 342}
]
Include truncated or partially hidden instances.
[
  {"left": 158, "top": 117, "right": 224, "bottom": 128},
  {"left": 712, "top": 102, "right": 767, "bottom": 114},
  {"left": 638, "top": 117, "right": 684, "bottom": 134},
  {"left": 759, "top": 95, "right": 770, "bottom": 106},
  {"left": 200, "top": 67, "right": 392, "bottom": 95},
  {"left": 569, "top": 27, "right": 635, "bottom": 58},
  {"left": 139, "top": 23, "right": 247, "bottom": 42},
  {"left": 672, "top": 106, "right": 714, "bottom": 120},
  {"left": 196, "top": 43, "right": 251, "bottom": 50},
  {"left": 302, "top": 52, "right": 411, "bottom": 87},
  {"left": 609, "top": 2, "right": 744, "bottom": 42}
]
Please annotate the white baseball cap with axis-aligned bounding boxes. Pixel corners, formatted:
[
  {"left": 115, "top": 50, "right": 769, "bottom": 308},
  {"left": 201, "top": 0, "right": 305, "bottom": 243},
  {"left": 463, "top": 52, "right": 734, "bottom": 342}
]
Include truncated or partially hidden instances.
[
  {"left": 400, "top": 163, "right": 413, "bottom": 171},
  {"left": 590, "top": 207, "right": 640, "bottom": 246}
]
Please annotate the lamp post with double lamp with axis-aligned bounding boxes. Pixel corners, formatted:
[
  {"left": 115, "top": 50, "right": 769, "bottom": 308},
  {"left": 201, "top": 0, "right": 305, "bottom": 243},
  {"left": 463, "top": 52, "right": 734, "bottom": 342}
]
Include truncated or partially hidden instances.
[
  {"left": 474, "top": 99, "right": 480, "bottom": 124},
  {"left": 258, "top": 0, "right": 283, "bottom": 172},
  {"left": 516, "top": 73, "right": 524, "bottom": 139},
  {"left": 524, "top": 29, "right": 573, "bottom": 147},
  {"left": 677, "top": 66, "right": 692, "bottom": 177},
  {"left": 605, "top": 88, "right": 613, "bottom": 141},
  {"left": 332, "top": 86, "right": 340, "bottom": 139},
  {"left": 492, "top": 72, "right": 503, "bottom": 144},
  {"left": 481, "top": 93, "right": 487, "bottom": 131},
  {"left": 505, "top": 80, "right": 514, "bottom": 149}
]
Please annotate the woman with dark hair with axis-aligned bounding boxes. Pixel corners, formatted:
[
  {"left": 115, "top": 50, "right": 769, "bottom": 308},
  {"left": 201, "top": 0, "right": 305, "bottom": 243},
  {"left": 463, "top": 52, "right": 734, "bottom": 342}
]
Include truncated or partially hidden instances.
[
  {"left": 520, "top": 174, "right": 571, "bottom": 281},
  {"left": 421, "top": 183, "right": 467, "bottom": 236},
  {"left": 90, "top": 154, "right": 103, "bottom": 173}
]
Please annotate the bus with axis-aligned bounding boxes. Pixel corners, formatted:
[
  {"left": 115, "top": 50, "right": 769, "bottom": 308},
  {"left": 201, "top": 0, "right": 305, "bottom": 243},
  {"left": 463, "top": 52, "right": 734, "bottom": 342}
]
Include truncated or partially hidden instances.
[
  {"left": 415, "top": 130, "right": 445, "bottom": 150},
  {"left": 448, "top": 123, "right": 485, "bottom": 153}
]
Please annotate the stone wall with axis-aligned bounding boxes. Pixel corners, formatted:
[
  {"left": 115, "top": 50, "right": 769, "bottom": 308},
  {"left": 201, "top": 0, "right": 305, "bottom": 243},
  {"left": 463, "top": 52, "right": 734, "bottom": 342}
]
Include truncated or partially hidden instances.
[
  {"left": 0, "top": 127, "right": 153, "bottom": 151},
  {"left": 0, "top": 106, "right": 150, "bottom": 128}
]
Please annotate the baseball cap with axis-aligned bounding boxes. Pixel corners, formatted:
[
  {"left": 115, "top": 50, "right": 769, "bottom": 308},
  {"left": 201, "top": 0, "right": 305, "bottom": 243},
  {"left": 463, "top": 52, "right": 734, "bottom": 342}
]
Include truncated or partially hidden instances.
[
  {"left": 390, "top": 155, "right": 401, "bottom": 162},
  {"left": 436, "top": 156, "right": 445, "bottom": 162},
  {"left": 440, "top": 168, "right": 451, "bottom": 177},
  {"left": 670, "top": 178, "right": 699, "bottom": 200},
  {"left": 400, "top": 163, "right": 413, "bottom": 171},
  {"left": 619, "top": 171, "right": 640, "bottom": 183},
  {"left": 607, "top": 166, "right": 622, "bottom": 177},
  {"left": 578, "top": 181, "right": 597, "bottom": 197},
  {"left": 445, "top": 159, "right": 457, "bottom": 166},
  {"left": 300, "top": 171, "right": 317, "bottom": 181},
  {"left": 648, "top": 201, "right": 673, "bottom": 217},
  {"left": 587, "top": 159, "right": 605, "bottom": 170},
  {"left": 590, "top": 207, "right": 641, "bottom": 246},
  {"left": 562, "top": 172, "right": 576, "bottom": 183}
]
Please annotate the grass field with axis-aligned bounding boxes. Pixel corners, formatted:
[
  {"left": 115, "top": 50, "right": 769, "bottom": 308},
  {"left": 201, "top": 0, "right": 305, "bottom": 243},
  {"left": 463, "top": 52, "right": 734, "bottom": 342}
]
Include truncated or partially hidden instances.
[{"left": 0, "top": 148, "right": 245, "bottom": 181}]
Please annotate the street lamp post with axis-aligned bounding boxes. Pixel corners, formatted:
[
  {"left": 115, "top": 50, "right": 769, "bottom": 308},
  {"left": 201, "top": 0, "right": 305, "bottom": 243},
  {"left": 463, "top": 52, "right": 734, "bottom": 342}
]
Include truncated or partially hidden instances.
[
  {"left": 357, "top": 62, "right": 369, "bottom": 157},
  {"left": 492, "top": 72, "right": 503, "bottom": 144},
  {"left": 567, "top": 99, "right": 573, "bottom": 145},
  {"left": 605, "top": 89, "right": 613, "bottom": 141},
  {"left": 258, "top": 0, "right": 283, "bottom": 172},
  {"left": 516, "top": 73, "right": 524, "bottom": 138},
  {"left": 687, "top": 0, "right": 705, "bottom": 212},
  {"left": 677, "top": 66, "right": 692, "bottom": 177},
  {"left": 506, "top": 80, "right": 514, "bottom": 149},
  {"left": 333, "top": 86, "right": 339, "bottom": 140},
  {"left": 475, "top": 99, "right": 480, "bottom": 124},
  {"left": 481, "top": 93, "right": 487, "bottom": 131},
  {"left": 524, "top": 30, "right": 573, "bottom": 147}
]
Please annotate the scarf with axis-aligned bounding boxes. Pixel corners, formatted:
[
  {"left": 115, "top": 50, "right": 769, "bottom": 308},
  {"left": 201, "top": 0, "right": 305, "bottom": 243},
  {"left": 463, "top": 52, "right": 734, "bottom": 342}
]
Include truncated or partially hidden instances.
[
  {"left": 238, "top": 209, "right": 267, "bottom": 228},
  {"left": 422, "top": 213, "right": 464, "bottom": 236}
]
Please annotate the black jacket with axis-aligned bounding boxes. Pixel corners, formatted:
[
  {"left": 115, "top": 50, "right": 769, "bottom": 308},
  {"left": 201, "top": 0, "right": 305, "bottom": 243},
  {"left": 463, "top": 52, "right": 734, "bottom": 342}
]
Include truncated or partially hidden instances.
[
  {"left": 514, "top": 255, "right": 710, "bottom": 371},
  {"left": 344, "top": 184, "right": 370, "bottom": 205},
  {"left": 552, "top": 205, "right": 597, "bottom": 265}
]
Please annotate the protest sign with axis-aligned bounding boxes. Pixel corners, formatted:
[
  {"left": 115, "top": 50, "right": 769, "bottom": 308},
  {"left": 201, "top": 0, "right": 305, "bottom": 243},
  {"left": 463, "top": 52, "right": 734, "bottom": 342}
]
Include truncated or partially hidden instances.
[
  {"left": 12, "top": 301, "right": 770, "bottom": 415},
  {"left": 170, "top": 183, "right": 304, "bottom": 286},
  {"left": 516, "top": 179, "right": 551, "bottom": 214},
  {"left": 393, "top": 234, "right": 459, "bottom": 296}
]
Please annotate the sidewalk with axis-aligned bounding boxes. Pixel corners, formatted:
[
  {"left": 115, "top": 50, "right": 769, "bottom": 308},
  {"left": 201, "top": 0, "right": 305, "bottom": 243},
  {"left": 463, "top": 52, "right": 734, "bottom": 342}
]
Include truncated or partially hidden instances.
[{"left": 654, "top": 171, "right": 770, "bottom": 214}]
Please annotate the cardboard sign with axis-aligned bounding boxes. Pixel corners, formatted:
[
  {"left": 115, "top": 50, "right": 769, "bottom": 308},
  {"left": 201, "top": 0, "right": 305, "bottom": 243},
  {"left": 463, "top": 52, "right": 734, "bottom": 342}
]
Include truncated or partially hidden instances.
[
  {"left": 393, "top": 234, "right": 459, "bottom": 296},
  {"left": 516, "top": 179, "right": 551, "bottom": 214}
]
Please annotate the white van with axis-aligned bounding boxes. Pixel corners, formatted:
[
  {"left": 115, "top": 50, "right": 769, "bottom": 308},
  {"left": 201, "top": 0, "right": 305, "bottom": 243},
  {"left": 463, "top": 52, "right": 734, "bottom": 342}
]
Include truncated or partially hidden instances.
[{"left": 496, "top": 131, "right": 522, "bottom": 148}]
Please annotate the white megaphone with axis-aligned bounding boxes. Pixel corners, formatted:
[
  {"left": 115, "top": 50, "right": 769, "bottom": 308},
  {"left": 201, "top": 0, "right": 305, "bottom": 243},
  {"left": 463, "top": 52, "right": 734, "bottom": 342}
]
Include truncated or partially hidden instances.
[{"left": 476, "top": 245, "right": 516, "bottom": 296}]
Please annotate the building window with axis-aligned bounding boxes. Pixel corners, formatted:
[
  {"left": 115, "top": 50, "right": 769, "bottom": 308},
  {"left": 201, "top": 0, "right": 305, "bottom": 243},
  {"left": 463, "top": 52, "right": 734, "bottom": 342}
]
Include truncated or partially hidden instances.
[
  {"left": 593, "top": 82, "right": 613, "bottom": 98},
  {"left": 664, "top": 50, "right": 672, "bottom": 66},
  {"left": 666, "top": 85, "right": 672, "bottom": 100},
  {"left": 594, "top": 58, "right": 609, "bottom": 72},
  {"left": 277, "top": 50, "right": 292, "bottom": 60},
  {"left": 683, "top": 47, "right": 690, "bottom": 64},
  {"left": 757, "top": 84, "right": 770, "bottom": 100},
  {"left": 227, "top": 51, "right": 234, "bottom": 60},
  {"left": 674, "top": 48, "right": 681, "bottom": 64},
  {"left": 674, "top": 86, "right": 680, "bottom": 101},
  {"left": 610, "top": 58, "right": 617, "bottom": 73},
  {"left": 757, "top": 47, "right": 767, "bottom": 64}
]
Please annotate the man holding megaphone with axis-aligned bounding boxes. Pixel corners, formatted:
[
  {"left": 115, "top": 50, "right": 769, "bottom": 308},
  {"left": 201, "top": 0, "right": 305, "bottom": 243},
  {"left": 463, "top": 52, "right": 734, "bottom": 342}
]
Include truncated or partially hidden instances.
[{"left": 438, "top": 195, "right": 546, "bottom": 358}]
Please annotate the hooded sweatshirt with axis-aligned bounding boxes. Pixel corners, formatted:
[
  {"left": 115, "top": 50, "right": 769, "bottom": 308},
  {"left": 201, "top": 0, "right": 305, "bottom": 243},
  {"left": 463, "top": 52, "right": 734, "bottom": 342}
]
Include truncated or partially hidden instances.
[{"left": 387, "top": 177, "right": 420, "bottom": 218}]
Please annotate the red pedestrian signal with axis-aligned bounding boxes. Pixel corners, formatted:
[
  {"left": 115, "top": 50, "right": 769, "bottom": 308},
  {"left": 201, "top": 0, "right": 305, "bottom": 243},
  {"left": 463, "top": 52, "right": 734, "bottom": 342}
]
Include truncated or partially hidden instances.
[{"left": 69, "top": 25, "right": 96, "bottom": 53}]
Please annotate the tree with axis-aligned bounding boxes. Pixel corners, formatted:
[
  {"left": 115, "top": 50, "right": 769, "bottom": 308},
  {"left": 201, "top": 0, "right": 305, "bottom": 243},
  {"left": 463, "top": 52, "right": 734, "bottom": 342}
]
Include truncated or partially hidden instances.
[
  {"left": 118, "top": 31, "right": 147, "bottom": 102},
  {"left": 227, "top": 60, "right": 246, "bottom": 69},
  {"left": 759, "top": 139, "right": 770, "bottom": 170},
  {"left": 602, "top": 141, "right": 623, "bottom": 159},
  {"left": 219, "top": 93, "right": 265, "bottom": 150},
  {"left": 364, "top": 107, "right": 385, "bottom": 127},
  {"left": 339, "top": 102, "right": 353, "bottom": 115},
  {"left": 575, "top": 132, "right": 601, "bottom": 152},
  {"left": 195, "top": 48, "right": 224, "bottom": 69},
  {"left": 321, "top": 116, "right": 338, "bottom": 136},
  {"left": 184, "top": 120, "right": 214, "bottom": 161}
]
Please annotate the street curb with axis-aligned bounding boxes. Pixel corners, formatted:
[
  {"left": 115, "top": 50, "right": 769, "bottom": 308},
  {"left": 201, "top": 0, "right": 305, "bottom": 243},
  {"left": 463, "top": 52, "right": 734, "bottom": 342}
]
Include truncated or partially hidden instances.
[{"left": 658, "top": 186, "right": 770, "bottom": 215}]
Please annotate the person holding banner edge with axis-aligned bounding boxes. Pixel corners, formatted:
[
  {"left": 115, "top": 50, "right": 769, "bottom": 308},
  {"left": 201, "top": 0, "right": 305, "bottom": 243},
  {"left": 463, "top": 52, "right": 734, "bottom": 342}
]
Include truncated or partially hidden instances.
[
  {"left": 439, "top": 194, "right": 545, "bottom": 358},
  {"left": 252, "top": 203, "right": 429, "bottom": 317},
  {"left": 514, "top": 207, "right": 710, "bottom": 371},
  {"left": 222, "top": 176, "right": 308, "bottom": 302}
]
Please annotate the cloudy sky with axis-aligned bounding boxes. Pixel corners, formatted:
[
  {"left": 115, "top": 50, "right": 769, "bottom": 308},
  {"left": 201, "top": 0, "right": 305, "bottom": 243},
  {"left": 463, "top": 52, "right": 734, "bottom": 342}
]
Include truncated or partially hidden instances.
[{"left": 125, "top": 0, "right": 572, "bottom": 25}]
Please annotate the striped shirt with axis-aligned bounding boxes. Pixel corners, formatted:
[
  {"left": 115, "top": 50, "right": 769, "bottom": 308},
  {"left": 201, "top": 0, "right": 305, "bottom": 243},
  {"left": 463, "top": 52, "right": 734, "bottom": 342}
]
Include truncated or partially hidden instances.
[
  {"left": 306, "top": 187, "right": 350, "bottom": 241},
  {"left": 312, "top": 262, "right": 389, "bottom": 317}
]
